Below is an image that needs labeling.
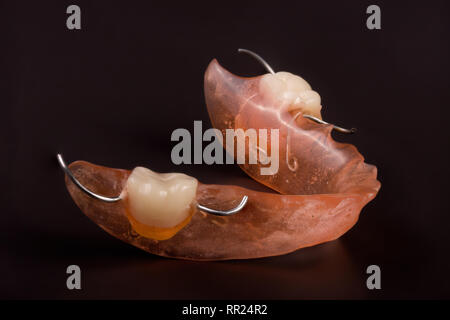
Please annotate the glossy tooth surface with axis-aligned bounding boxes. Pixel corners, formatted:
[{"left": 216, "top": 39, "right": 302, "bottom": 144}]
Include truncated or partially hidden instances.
[
  {"left": 124, "top": 167, "right": 198, "bottom": 229},
  {"left": 260, "top": 71, "right": 322, "bottom": 118},
  {"left": 276, "top": 71, "right": 312, "bottom": 92}
]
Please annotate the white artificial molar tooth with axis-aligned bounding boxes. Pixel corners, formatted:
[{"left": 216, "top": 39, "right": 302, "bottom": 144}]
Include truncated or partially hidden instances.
[
  {"left": 276, "top": 71, "right": 311, "bottom": 92},
  {"left": 297, "top": 90, "right": 322, "bottom": 116},
  {"left": 260, "top": 73, "right": 287, "bottom": 100},
  {"left": 124, "top": 167, "right": 198, "bottom": 229},
  {"left": 281, "top": 90, "right": 300, "bottom": 105},
  {"left": 259, "top": 70, "right": 322, "bottom": 119}
]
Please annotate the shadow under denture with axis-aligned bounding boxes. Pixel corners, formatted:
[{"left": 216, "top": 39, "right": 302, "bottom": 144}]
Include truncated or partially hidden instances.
[{"left": 65, "top": 160, "right": 376, "bottom": 261}]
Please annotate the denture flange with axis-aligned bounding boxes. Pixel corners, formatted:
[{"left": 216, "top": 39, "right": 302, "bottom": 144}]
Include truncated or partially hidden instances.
[{"left": 65, "top": 160, "right": 378, "bottom": 261}]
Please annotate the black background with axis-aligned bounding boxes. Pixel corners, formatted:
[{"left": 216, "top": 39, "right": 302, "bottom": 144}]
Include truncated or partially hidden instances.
[{"left": 1, "top": 0, "right": 449, "bottom": 299}]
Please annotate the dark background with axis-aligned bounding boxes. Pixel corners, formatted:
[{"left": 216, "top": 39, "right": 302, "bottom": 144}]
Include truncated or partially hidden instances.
[{"left": 1, "top": 0, "right": 449, "bottom": 299}]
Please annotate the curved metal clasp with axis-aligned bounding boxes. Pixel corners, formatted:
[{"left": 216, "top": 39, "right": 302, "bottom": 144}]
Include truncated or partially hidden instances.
[
  {"left": 57, "top": 154, "right": 121, "bottom": 202},
  {"left": 197, "top": 196, "right": 248, "bottom": 216},
  {"left": 238, "top": 48, "right": 356, "bottom": 134},
  {"left": 57, "top": 154, "right": 248, "bottom": 216},
  {"left": 302, "top": 114, "right": 357, "bottom": 134},
  {"left": 238, "top": 48, "right": 275, "bottom": 74}
]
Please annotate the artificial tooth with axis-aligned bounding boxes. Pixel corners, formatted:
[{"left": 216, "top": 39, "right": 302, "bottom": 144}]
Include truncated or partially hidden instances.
[
  {"left": 276, "top": 71, "right": 311, "bottom": 92},
  {"left": 260, "top": 73, "right": 287, "bottom": 98},
  {"left": 292, "top": 90, "right": 322, "bottom": 117},
  {"left": 122, "top": 167, "right": 198, "bottom": 240},
  {"left": 259, "top": 71, "right": 322, "bottom": 119}
]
